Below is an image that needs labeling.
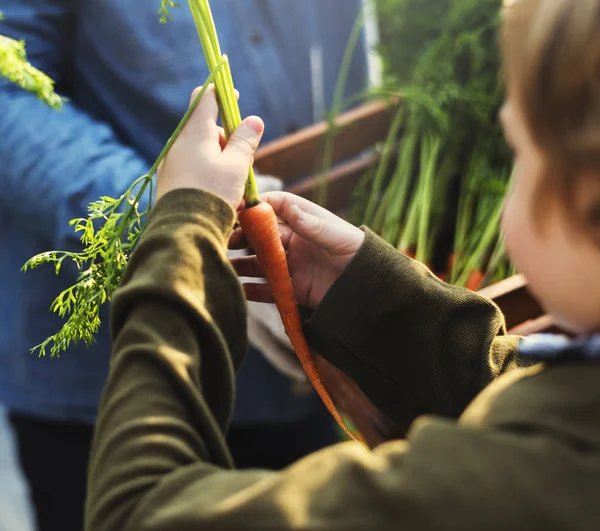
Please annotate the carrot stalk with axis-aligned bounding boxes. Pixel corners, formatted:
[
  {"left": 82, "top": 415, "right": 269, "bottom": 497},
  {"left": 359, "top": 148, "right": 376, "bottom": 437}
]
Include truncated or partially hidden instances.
[
  {"left": 238, "top": 202, "right": 359, "bottom": 443},
  {"left": 188, "top": 0, "right": 260, "bottom": 205}
]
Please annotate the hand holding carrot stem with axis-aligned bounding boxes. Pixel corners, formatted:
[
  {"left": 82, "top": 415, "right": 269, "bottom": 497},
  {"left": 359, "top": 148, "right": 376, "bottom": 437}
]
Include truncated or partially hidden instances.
[
  {"left": 156, "top": 85, "right": 264, "bottom": 209},
  {"left": 230, "top": 193, "right": 365, "bottom": 310}
]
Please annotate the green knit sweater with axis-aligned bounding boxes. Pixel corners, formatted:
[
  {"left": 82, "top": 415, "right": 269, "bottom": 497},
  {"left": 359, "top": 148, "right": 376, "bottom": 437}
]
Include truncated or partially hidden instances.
[{"left": 85, "top": 189, "right": 600, "bottom": 531}]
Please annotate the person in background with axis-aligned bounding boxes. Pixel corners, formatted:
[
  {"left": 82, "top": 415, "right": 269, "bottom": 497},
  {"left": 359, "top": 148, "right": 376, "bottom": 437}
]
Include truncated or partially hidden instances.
[
  {"left": 86, "top": 0, "right": 600, "bottom": 528},
  {"left": 0, "top": 2, "right": 368, "bottom": 530}
]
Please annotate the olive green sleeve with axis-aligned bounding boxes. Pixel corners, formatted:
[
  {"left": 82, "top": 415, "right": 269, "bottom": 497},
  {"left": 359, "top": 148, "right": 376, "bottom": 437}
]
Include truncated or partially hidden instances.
[
  {"left": 85, "top": 189, "right": 553, "bottom": 531},
  {"left": 85, "top": 189, "right": 252, "bottom": 530},
  {"left": 305, "top": 229, "right": 523, "bottom": 434}
]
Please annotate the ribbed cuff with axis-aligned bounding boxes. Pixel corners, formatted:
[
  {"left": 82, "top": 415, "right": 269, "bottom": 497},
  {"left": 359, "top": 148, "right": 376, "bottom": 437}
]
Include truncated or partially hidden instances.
[
  {"left": 306, "top": 227, "right": 415, "bottom": 356},
  {"left": 150, "top": 188, "right": 236, "bottom": 242}
]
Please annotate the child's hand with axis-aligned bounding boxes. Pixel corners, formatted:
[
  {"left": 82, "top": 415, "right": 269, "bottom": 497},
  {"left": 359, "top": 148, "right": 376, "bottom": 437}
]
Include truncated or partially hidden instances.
[
  {"left": 155, "top": 85, "right": 264, "bottom": 209},
  {"left": 230, "top": 192, "right": 365, "bottom": 309}
]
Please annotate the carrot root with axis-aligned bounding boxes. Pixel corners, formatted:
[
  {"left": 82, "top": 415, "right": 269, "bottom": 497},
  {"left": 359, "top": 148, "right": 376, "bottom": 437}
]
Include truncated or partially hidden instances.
[
  {"left": 447, "top": 252, "right": 456, "bottom": 272},
  {"left": 465, "top": 269, "right": 485, "bottom": 291},
  {"left": 238, "top": 201, "right": 360, "bottom": 444}
]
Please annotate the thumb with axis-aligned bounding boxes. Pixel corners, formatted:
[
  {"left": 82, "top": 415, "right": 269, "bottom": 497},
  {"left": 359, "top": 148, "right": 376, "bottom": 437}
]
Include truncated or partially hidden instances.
[{"left": 224, "top": 116, "right": 264, "bottom": 169}]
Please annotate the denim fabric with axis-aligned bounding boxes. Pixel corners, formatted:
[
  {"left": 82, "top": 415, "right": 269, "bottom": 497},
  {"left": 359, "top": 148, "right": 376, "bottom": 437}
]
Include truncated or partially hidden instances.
[{"left": 0, "top": 0, "right": 367, "bottom": 423}]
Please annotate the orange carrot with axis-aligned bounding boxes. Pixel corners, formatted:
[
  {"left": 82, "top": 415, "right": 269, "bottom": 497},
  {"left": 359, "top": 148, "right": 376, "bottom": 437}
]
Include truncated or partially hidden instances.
[
  {"left": 447, "top": 252, "right": 456, "bottom": 273},
  {"left": 465, "top": 269, "right": 485, "bottom": 291},
  {"left": 238, "top": 201, "right": 359, "bottom": 444}
]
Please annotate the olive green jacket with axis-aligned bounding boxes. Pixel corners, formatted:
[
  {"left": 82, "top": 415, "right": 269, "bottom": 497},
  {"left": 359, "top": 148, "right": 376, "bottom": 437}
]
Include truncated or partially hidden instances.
[{"left": 85, "top": 189, "right": 600, "bottom": 531}]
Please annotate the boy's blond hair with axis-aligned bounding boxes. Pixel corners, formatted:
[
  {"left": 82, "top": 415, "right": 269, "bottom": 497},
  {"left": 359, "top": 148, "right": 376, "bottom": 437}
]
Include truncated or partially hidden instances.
[{"left": 502, "top": 0, "right": 600, "bottom": 226}]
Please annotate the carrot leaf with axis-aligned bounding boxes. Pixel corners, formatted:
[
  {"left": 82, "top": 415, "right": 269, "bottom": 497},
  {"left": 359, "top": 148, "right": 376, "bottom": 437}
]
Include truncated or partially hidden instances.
[
  {"left": 0, "top": 12, "right": 63, "bottom": 108},
  {"left": 158, "top": 1, "right": 181, "bottom": 23},
  {"left": 22, "top": 61, "right": 225, "bottom": 357}
]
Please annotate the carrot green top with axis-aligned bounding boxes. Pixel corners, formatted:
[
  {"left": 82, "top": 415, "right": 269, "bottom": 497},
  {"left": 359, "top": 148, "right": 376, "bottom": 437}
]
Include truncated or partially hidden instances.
[{"left": 85, "top": 188, "right": 600, "bottom": 531}]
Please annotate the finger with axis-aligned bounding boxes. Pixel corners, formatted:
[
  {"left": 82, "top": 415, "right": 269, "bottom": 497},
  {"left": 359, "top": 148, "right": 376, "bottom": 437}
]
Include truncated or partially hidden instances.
[
  {"left": 276, "top": 223, "right": 294, "bottom": 250},
  {"left": 182, "top": 85, "right": 222, "bottom": 157},
  {"left": 229, "top": 227, "right": 249, "bottom": 250},
  {"left": 189, "top": 84, "right": 219, "bottom": 124},
  {"left": 231, "top": 256, "right": 265, "bottom": 278},
  {"left": 223, "top": 116, "right": 265, "bottom": 173},
  {"left": 260, "top": 192, "right": 357, "bottom": 253},
  {"left": 260, "top": 191, "right": 337, "bottom": 222},
  {"left": 243, "top": 283, "right": 274, "bottom": 304}
]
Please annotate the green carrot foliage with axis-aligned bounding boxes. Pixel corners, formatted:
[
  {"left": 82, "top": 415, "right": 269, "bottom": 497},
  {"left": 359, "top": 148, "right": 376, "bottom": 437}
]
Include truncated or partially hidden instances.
[
  {"left": 23, "top": 0, "right": 256, "bottom": 357},
  {"left": 23, "top": 60, "right": 226, "bottom": 357},
  {"left": 349, "top": 0, "right": 513, "bottom": 282},
  {"left": 0, "top": 11, "right": 63, "bottom": 108},
  {"left": 158, "top": 1, "right": 181, "bottom": 23}
]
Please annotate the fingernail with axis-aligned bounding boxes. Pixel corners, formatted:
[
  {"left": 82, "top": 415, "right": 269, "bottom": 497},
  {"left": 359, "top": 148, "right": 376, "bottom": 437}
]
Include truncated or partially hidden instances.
[{"left": 244, "top": 116, "right": 264, "bottom": 135}]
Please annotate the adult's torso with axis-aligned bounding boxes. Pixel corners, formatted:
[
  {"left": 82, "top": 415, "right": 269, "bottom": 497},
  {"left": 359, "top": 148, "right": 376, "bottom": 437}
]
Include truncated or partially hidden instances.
[{"left": 0, "top": 0, "right": 367, "bottom": 424}]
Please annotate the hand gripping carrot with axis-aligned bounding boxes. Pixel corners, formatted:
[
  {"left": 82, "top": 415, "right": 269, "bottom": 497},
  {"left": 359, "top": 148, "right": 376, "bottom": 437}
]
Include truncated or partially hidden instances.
[{"left": 238, "top": 201, "right": 359, "bottom": 443}]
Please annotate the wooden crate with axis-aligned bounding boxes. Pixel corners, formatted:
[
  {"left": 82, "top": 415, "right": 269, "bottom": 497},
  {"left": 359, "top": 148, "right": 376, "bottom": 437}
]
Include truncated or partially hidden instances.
[
  {"left": 253, "top": 100, "right": 556, "bottom": 448},
  {"left": 254, "top": 99, "right": 392, "bottom": 214}
]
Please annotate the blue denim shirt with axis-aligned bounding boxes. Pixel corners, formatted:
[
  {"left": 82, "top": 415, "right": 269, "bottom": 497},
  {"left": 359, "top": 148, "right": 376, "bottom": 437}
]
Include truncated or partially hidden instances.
[{"left": 0, "top": 0, "right": 367, "bottom": 424}]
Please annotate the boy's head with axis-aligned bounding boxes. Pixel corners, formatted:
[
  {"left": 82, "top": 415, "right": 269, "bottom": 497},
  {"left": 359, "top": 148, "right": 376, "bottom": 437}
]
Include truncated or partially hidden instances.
[{"left": 499, "top": 0, "right": 600, "bottom": 333}]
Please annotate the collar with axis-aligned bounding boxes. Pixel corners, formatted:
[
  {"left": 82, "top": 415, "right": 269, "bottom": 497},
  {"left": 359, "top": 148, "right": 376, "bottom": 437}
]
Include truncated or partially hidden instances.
[{"left": 519, "top": 333, "right": 600, "bottom": 362}]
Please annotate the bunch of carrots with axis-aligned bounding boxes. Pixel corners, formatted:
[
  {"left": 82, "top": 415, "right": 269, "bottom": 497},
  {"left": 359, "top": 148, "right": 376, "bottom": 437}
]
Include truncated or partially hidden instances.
[
  {"left": 345, "top": 0, "right": 514, "bottom": 291},
  {"left": 356, "top": 121, "right": 513, "bottom": 291}
]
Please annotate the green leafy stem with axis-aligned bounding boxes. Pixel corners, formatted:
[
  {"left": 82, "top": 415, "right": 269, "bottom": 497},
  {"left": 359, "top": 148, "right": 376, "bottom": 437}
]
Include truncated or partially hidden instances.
[
  {"left": 0, "top": 12, "right": 63, "bottom": 108},
  {"left": 22, "top": 56, "right": 226, "bottom": 357},
  {"left": 158, "top": 1, "right": 181, "bottom": 23}
]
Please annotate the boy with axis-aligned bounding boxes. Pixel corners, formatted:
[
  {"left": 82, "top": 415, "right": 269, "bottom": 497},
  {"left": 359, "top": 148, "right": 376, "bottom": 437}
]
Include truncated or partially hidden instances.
[{"left": 85, "top": 1, "right": 600, "bottom": 529}]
